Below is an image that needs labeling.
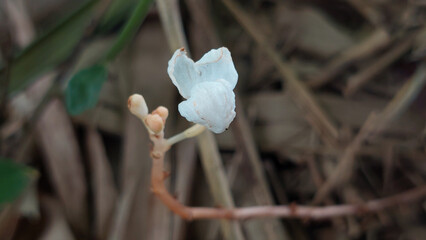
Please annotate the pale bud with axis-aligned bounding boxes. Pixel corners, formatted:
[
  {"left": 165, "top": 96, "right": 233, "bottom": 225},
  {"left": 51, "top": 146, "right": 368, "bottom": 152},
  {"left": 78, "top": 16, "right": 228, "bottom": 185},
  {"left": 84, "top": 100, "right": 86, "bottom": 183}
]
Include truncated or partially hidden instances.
[
  {"left": 145, "top": 114, "right": 164, "bottom": 134},
  {"left": 128, "top": 94, "right": 148, "bottom": 119},
  {"left": 152, "top": 106, "right": 169, "bottom": 122}
]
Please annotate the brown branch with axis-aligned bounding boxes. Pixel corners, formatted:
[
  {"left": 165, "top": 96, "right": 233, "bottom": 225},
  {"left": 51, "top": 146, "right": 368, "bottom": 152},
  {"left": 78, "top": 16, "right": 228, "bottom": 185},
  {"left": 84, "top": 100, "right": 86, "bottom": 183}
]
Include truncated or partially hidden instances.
[
  {"left": 146, "top": 121, "right": 426, "bottom": 221},
  {"left": 149, "top": 132, "right": 193, "bottom": 219},
  {"left": 149, "top": 133, "right": 426, "bottom": 220}
]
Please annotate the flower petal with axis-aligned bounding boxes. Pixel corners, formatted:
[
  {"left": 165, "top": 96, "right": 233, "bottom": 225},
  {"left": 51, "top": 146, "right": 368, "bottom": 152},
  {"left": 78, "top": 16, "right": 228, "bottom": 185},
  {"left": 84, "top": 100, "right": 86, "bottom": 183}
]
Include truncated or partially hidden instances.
[
  {"left": 196, "top": 47, "right": 238, "bottom": 89},
  {"left": 167, "top": 47, "right": 238, "bottom": 99},
  {"left": 178, "top": 79, "right": 236, "bottom": 133},
  {"left": 167, "top": 48, "right": 201, "bottom": 99}
]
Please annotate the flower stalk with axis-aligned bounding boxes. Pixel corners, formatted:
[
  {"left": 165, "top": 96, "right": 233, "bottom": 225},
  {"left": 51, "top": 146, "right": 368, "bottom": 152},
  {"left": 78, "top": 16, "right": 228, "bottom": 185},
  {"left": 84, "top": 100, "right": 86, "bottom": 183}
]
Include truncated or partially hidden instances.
[
  {"left": 127, "top": 94, "right": 426, "bottom": 221},
  {"left": 166, "top": 124, "right": 206, "bottom": 147}
]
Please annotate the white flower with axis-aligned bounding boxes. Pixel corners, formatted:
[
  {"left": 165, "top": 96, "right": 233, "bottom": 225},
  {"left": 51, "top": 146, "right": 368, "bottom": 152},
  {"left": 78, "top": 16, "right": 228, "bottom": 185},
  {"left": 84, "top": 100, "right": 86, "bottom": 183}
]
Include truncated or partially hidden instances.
[{"left": 167, "top": 47, "right": 238, "bottom": 133}]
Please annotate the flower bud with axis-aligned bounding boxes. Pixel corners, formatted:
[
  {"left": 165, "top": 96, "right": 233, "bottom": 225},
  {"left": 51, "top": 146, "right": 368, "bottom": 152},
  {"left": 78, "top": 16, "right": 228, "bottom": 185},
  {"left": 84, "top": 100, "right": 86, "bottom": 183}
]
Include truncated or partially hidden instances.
[
  {"left": 145, "top": 114, "right": 164, "bottom": 134},
  {"left": 152, "top": 106, "right": 169, "bottom": 122},
  {"left": 128, "top": 94, "right": 148, "bottom": 119}
]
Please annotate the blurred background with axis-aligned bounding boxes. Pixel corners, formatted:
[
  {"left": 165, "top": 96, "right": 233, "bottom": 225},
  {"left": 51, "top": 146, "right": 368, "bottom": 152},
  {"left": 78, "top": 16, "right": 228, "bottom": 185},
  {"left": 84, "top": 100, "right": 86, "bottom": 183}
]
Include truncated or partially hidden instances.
[{"left": 0, "top": 0, "right": 426, "bottom": 239}]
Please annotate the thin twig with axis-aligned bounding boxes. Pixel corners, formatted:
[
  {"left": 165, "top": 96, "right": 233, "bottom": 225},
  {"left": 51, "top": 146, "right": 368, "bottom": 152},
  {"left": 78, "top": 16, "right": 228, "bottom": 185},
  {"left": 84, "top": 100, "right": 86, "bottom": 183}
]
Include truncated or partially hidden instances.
[
  {"left": 191, "top": 183, "right": 426, "bottom": 219},
  {"left": 232, "top": 99, "right": 291, "bottom": 239},
  {"left": 306, "top": 156, "right": 348, "bottom": 231},
  {"left": 146, "top": 123, "right": 426, "bottom": 220},
  {"left": 196, "top": 131, "right": 245, "bottom": 240},
  {"left": 344, "top": 30, "right": 419, "bottom": 97},
  {"left": 345, "top": 0, "right": 383, "bottom": 28},
  {"left": 126, "top": 93, "right": 426, "bottom": 222},
  {"left": 313, "top": 62, "right": 426, "bottom": 204},
  {"left": 221, "top": 0, "right": 339, "bottom": 147},
  {"left": 307, "top": 29, "right": 390, "bottom": 88}
]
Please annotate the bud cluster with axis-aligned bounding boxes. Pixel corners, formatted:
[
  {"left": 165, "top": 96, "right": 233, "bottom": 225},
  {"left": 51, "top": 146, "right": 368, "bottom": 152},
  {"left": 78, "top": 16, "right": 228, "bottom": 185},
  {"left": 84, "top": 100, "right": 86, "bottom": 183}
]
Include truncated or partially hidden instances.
[{"left": 128, "top": 94, "right": 169, "bottom": 134}]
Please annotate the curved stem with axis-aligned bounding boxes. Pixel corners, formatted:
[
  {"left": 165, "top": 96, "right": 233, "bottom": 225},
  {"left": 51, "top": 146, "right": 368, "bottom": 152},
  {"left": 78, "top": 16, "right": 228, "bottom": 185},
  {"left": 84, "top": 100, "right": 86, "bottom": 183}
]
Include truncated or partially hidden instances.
[
  {"left": 148, "top": 127, "right": 426, "bottom": 220},
  {"left": 165, "top": 124, "right": 206, "bottom": 147},
  {"left": 154, "top": 151, "right": 426, "bottom": 220},
  {"left": 150, "top": 146, "right": 193, "bottom": 219},
  {"left": 131, "top": 104, "right": 426, "bottom": 221}
]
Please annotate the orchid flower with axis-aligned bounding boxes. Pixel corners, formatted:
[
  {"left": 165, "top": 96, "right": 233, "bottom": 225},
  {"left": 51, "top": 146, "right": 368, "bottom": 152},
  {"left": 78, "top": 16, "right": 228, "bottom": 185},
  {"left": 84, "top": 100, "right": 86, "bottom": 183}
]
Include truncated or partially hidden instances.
[{"left": 167, "top": 47, "right": 238, "bottom": 133}]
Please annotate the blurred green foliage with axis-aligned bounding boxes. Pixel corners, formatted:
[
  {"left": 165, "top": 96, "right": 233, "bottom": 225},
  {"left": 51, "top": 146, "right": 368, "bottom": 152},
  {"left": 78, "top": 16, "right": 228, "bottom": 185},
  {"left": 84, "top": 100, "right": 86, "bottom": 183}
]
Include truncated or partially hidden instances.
[
  {"left": 104, "top": 0, "right": 154, "bottom": 61},
  {"left": 3, "top": 0, "right": 154, "bottom": 114},
  {"left": 65, "top": 0, "right": 154, "bottom": 115},
  {"left": 98, "top": 0, "right": 140, "bottom": 33},
  {"left": 3, "top": 0, "right": 99, "bottom": 95},
  {"left": 65, "top": 65, "right": 108, "bottom": 115},
  {"left": 0, "top": 159, "right": 34, "bottom": 206}
]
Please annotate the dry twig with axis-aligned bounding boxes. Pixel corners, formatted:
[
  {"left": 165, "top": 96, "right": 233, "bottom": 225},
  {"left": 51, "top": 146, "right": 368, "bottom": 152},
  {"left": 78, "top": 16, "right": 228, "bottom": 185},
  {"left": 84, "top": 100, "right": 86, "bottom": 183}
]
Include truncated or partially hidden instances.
[
  {"left": 313, "top": 62, "right": 426, "bottom": 204},
  {"left": 221, "top": 0, "right": 339, "bottom": 147},
  {"left": 307, "top": 29, "right": 390, "bottom": 88},
  {"left": 344, "top": 31, "right": 419, "bottom": 96},
  {"left": 127, "top": 95, "right": 426, "bottom": 221}
]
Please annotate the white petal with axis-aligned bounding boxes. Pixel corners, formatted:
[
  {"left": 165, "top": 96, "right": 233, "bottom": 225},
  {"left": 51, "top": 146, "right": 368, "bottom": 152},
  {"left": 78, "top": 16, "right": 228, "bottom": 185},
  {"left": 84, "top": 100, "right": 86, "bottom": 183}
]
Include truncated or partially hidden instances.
[
  {"left": 167, "top": 48, "right": 200, "bottom": 99},
  {"left": 178, "top": 79, "right": 236, "bottom": 133},
  {"left": 167, "top": 47, "right": 238, "bottom": 99},
  {"left": 195, "top": 47, "right": 238, "bottom": 89}
]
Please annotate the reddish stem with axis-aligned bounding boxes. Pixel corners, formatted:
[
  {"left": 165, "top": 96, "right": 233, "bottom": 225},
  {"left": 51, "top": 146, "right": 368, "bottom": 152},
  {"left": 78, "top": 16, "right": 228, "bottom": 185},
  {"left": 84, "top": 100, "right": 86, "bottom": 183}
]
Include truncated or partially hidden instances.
[{"left": 148, "top": 131, "right": 426, "bottom": 221}]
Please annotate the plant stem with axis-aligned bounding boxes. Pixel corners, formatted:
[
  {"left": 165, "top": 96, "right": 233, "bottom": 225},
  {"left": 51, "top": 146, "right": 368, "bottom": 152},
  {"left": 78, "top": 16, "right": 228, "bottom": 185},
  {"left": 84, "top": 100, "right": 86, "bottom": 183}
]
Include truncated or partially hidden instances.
[
  {"left": 165, "top": 124, "right": 206, "bottom": 147},
  {"left": 128, "top": 99, "right": 426, "bottom": 221},
  {"left": 155, "top": 0, "right": 243, "bottom": 239},
  {"left": 147, "top": 123, "right": 426, "bottom": 220},
  {"left": 156, "top": 0, "right": 188, "bottom": 51},
  {"left": 104, "top": 0, "right": 154, "bottom": 62}
]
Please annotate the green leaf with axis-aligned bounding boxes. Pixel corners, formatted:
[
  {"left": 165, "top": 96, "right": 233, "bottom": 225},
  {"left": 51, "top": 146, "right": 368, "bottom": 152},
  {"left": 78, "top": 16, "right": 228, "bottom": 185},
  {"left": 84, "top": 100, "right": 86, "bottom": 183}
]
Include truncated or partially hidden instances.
[
  {"left": 0, "top": 159, "right": 34, "bottom": 206},
  {"left": 65, "top": 65, "right": 108, "bottom": 115},
  {"left": 104, "top": 0, "right": 154, "bottom": 62},
  {"left": 3, "top": 0, "right": 99, "bottom": 95},
  {"left": 98, "top": 0, "right": 140, "bottom": 33}
]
